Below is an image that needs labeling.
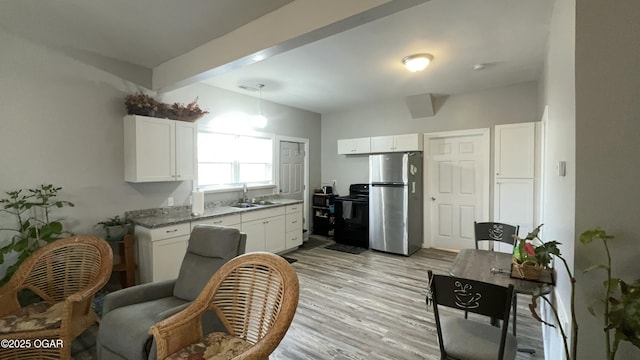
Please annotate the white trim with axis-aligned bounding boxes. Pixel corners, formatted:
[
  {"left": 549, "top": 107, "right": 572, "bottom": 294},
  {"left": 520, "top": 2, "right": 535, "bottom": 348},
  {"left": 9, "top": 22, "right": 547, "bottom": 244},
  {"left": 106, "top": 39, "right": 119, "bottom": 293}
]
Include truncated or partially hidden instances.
[
  {"left": 539, "top": 106, "right": 548, "bottom": 229},
  {"left": 275, "top": 135, "right": 310, "bottom": 232},
  {"left": 422, "top": 128, "right": 491, "bottom": 248}
]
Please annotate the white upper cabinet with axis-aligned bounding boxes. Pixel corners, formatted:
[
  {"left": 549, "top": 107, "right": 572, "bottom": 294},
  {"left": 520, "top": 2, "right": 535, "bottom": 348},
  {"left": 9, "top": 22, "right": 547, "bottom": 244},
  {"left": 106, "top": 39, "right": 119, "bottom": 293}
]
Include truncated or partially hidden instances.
[
  {"left": 124, "top": 115, "right": 196, "bottom": 182},
  {"left": 370, "top": 133, "right": 423, "bottom": 153},
  {"left": 337, "top": 137, "right": 371, "bottom": 155},
  {"left": 495, "top": 123, "right": 535, "bottom": 179}
]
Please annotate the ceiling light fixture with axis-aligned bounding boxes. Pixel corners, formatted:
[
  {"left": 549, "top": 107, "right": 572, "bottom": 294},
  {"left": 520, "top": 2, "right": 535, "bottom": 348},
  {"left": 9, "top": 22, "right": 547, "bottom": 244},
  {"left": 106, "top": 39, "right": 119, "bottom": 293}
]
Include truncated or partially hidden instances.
[
  {"left": 402, "top": 53, "right": 433, "bottom": 72},
  {"left": 252, "top": 84, "right": 268, "bottom": 128}
]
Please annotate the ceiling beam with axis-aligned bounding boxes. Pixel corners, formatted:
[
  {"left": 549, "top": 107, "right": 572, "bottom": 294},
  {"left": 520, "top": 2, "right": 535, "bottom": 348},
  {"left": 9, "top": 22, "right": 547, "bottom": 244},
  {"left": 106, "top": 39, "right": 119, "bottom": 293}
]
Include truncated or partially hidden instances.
[{"left": 152, "top": 0, "right": 431, "bottom": 92}]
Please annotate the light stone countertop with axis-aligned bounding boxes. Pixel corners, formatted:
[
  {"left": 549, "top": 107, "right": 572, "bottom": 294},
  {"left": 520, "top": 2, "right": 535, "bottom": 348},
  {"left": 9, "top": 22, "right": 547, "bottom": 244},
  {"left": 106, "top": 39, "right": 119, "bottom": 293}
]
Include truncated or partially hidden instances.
[{"left": 129, "top": 198, "right": 303, "bottom": 229}]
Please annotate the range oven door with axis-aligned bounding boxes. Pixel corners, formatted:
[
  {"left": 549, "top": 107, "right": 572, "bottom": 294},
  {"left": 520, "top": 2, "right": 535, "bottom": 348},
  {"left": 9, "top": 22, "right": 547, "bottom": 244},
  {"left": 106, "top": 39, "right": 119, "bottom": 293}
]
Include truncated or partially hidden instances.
[{"left": 334, "top": 198, "right": 369, "bottom": 248}]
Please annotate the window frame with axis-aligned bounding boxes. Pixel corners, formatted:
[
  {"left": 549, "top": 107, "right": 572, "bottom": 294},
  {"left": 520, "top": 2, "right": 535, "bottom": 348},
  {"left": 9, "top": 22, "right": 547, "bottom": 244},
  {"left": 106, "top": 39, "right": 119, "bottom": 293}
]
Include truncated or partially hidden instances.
[{"left": 195, "top": 127, "right": 276, "bottom": 192}]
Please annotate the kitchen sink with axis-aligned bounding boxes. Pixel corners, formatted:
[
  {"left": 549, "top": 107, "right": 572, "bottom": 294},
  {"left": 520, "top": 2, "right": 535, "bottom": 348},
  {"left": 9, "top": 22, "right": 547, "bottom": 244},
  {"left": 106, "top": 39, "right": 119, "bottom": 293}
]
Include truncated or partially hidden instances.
[{"left": 231, "top": 203, "right": 257, "bottom": 208}]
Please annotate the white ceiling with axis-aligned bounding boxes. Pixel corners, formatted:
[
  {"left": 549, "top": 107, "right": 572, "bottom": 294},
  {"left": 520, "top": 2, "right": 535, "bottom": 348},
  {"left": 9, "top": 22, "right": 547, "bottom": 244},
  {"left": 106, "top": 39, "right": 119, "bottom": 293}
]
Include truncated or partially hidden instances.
[{"left": 0, "top": 0, "right": 555, "bottom": 114}]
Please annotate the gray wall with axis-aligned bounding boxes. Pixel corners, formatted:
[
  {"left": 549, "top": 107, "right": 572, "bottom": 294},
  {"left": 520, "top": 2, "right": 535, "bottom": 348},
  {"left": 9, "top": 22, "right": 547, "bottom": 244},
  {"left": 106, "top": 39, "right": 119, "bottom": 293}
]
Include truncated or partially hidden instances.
[
  {"left": 321, "top": 81, "right": 539, "bottom": 196},
  {"left": 543, "top": 1, "right": 640, "bottom": 359},
  {"left": 574, "top": 1, "right": 640, "bottom": 359},
  {"left": 0, "top": 32, "right": 321, "bottom": 254}
]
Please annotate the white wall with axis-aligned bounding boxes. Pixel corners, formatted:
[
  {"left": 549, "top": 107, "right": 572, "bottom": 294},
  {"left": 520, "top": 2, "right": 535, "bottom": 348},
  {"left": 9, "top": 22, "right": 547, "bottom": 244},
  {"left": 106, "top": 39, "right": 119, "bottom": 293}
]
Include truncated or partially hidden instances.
[
  {"left": 541, "top": 0, "right": 576, "bottom": 356},
  {"left": 0, "top": 32, "right": 321, "bottom": 253},
  {"left": 321, "top": 81, "right": 539, "bottom": 195},
  {"left": 574, "top": 1, "right": 640, "bottom": 359}
]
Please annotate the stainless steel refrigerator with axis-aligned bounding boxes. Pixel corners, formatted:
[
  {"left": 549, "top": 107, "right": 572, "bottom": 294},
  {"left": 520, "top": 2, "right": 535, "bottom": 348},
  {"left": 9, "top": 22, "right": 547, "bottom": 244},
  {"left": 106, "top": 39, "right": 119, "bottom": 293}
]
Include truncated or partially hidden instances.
[{"left": 369, "top": 152, "right": 423, "bottom": 256}]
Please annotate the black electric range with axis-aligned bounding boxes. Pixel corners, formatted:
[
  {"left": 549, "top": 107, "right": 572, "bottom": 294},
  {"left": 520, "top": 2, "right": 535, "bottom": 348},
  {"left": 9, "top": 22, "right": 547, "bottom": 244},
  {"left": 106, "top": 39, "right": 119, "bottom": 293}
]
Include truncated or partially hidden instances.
[{"left": 333, "top": 184, "right": 369, "bottom": 248}]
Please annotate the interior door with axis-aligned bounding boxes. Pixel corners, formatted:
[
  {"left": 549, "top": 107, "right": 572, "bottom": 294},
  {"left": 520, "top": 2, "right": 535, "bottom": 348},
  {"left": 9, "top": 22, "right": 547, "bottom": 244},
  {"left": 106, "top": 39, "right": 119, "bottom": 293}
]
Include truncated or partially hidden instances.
[
  {"left": 279, "top": 141, "right": 304, "bottom": 200},
  {"left": 427, "top": 132, "right": 488, "bottom": 250}
]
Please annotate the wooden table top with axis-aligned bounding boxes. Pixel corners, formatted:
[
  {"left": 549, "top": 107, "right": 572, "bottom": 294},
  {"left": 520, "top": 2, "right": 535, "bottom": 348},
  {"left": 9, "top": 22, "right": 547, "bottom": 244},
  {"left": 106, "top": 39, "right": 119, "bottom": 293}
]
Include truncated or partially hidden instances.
[{"left": 449, "top": 249, "right": 553, "bottom": 295}]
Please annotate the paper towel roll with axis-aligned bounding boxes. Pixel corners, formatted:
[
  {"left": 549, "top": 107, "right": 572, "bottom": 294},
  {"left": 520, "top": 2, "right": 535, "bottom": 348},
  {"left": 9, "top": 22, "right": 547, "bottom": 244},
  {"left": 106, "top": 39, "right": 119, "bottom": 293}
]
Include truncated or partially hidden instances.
[{"left": 192, "top": 191, "right": 204, "bottom": 216}]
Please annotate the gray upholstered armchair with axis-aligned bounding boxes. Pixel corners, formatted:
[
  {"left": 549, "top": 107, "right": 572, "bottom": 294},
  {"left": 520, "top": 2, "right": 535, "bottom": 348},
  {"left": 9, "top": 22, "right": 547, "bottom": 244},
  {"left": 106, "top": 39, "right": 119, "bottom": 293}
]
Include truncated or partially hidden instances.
[{"left": 96, "top": 225, "right": 246, "bottom": 360}]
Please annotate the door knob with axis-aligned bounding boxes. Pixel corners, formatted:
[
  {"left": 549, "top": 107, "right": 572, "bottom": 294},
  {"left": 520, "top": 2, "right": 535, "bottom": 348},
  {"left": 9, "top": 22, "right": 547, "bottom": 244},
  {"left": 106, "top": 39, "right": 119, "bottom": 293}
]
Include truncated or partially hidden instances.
[{"left": 431, "top": 197, "right": 436, "bottom": 201}]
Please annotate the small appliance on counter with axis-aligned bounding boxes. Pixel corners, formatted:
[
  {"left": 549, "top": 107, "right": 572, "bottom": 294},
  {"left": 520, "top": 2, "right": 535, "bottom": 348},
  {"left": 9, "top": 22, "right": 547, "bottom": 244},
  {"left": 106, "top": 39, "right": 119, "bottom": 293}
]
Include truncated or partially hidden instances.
[
  {"left": 369, "top": 152, "right": 423, "bottom": 256},
  {"left": 334, "top": 184, "right": 369, "bottom": 248}
]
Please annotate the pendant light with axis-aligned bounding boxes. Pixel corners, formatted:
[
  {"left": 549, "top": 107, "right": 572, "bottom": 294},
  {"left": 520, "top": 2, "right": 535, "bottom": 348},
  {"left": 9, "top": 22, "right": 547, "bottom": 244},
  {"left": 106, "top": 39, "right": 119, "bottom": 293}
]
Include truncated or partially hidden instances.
[{"left": 252, "top": 84, "right": 268, "bottom": 128}]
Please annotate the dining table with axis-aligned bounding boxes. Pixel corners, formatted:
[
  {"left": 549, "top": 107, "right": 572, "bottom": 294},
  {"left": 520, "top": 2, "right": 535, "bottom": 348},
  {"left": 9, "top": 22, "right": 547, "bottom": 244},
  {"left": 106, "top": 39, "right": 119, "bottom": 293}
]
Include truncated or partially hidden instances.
[{"left": 449, "top": 248, "right": 554, "bottom": 354}]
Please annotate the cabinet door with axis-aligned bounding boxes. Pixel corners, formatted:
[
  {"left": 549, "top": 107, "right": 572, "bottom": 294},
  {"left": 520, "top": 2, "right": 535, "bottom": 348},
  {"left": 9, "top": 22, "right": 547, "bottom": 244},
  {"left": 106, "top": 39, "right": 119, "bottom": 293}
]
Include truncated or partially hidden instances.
[
  {"left": 175, "top": 121, "right": 196, "bottom": 180},
  {"left": 242, "top": 219, "right": 266, "bottom": 252},
  {"left": 352, "top": 137, "right": 371, "bottom": 154},
  {"left": 152, "top": 235, "right": 189, "bottom": 281},
  {"left": 394, "top": 133, "right": 423, "bottom": 152},
  {"left": 494, "top": 179, "right": 534, "bottom": 252},
  {"left": 265, "top": 215, "right": 286, "bottom": 253},
  {"left": 338, "top": 137, "right": 370, "bottom": 154},
  {"left": 370, "top": 136, "right": 395, "bottom": 153},
  {"left": 495, "top": 123, "right": 535, "bottom": 178},
  {"left": 338, "top": 139, "right": 354, "bottom": 155},
  {"left": 125, "top": 115, "right": 175, "bottom": 182}
]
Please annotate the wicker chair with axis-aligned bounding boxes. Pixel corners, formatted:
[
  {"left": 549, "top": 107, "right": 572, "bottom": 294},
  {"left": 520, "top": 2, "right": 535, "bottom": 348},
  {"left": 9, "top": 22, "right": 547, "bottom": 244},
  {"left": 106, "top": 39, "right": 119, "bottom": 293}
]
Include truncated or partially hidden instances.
[
  {"left": 0, "top": 236, "right": 113, "bottom": 360},
  {"left": 150, "top": 252, "right": 299, "bottom": 360}
]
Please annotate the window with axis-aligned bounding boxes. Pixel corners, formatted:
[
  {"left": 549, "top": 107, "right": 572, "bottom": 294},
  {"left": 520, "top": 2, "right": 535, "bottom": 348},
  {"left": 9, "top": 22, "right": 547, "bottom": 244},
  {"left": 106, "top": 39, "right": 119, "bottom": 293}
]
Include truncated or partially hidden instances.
[{"left": 197, "top": 131, "right": 273, "bottom": 189}]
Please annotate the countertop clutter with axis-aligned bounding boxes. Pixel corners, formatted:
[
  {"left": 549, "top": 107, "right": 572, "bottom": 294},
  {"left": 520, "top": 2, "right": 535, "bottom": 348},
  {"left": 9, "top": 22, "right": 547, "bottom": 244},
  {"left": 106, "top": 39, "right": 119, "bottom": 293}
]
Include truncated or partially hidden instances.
[{"left": 127, "top": 198, "right": 303, "bottom": 229}]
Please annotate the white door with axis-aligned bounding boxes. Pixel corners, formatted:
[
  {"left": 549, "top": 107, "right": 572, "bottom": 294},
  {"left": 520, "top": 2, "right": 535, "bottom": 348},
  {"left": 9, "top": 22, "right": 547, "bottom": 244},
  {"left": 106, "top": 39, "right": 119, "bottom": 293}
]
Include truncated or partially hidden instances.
[
  {"left": 279, "top": 141, "right": 304, "bottom": 200},
  {"left": 425, "top": 130, "right": 489, "bottom": 250}
]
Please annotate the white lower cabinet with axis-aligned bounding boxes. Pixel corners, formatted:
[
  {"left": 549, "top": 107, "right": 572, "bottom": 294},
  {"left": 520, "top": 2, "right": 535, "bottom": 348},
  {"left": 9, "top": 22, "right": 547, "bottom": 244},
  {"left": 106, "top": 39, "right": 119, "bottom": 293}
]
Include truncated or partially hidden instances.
[
  {"left": 136, "top": 203, "right": 303, "bottom": 284},
  {"left": 241, "top": 207, "right": 286, "bottom": 253},
  {"left": 136, "top": 223, "right": 190, "bottom": 283}
]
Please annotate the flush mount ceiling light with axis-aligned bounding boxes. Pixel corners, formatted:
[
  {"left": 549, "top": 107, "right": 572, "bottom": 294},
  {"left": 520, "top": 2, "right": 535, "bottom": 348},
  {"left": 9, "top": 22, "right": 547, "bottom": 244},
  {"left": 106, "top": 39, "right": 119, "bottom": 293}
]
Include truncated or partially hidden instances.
[{"left": 402, "top": 53, "right": 433, "bottom": 72}]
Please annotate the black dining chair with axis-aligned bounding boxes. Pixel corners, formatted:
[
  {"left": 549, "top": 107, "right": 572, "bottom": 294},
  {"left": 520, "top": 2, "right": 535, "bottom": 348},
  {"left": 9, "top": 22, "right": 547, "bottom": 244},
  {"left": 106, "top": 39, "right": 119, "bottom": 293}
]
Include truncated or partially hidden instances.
[
  {"left": 474, "top": 221, "right": 519, "bottom": 251},
  {"left": 473, "top": 221, "right": 527, "bottom": 346},
  {"left": 427, "top": 270, "right": 518, "bottom": 360}
]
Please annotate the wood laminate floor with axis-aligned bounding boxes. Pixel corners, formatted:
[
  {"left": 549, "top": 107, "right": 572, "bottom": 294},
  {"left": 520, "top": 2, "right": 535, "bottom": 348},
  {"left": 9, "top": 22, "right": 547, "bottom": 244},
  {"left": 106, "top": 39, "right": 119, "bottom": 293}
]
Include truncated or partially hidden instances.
[
  {"left": 271, "top": 239, "right": 544, "bottom": 360},
  {"left": 71, "top": 237, "right": 544, "bottom": 359}
]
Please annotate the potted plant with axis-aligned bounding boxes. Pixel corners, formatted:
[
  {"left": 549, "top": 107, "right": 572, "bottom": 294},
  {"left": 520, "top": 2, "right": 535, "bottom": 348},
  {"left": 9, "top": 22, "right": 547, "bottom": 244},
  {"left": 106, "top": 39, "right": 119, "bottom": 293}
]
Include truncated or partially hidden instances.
[
  {"left": 95, "top": 215, "right": 130, "bottom": 242},
  {"left": 512, "top": 224, "right": 561, "bottom": 280},
  {"left": 0, "top": 184, "right": 75, "bottom": 286}
]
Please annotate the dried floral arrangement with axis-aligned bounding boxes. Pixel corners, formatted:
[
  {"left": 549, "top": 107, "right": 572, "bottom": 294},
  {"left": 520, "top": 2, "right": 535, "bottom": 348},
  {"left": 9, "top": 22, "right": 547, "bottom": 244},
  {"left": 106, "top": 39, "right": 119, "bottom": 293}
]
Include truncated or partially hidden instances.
[{"left": 124, "top": 92, "right": 209, "bottom": 122}]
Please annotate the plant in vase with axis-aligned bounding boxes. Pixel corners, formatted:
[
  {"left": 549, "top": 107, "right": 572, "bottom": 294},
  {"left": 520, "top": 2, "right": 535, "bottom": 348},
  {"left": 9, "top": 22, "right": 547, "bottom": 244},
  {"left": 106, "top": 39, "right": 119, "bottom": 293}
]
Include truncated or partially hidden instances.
[
  {"left": 512, "top": 224, "right": 561, "bottom": 280},
  {"left": 95, "top": 215, "right": 130, "bottom": 242}
]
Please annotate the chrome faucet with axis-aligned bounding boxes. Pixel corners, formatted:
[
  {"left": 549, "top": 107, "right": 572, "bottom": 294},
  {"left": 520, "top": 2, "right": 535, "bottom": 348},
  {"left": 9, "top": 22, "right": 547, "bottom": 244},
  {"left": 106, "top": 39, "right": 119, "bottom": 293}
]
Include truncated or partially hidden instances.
[{"left": 242, "top": 183, "right": 249, "bottom": 203}]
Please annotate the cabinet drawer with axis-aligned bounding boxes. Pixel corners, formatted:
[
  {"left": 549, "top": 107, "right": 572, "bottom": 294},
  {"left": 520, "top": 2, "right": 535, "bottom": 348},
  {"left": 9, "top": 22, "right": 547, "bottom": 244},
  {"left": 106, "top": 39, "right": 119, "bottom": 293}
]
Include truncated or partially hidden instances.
[
  {"left": 241, "top": 207, "right": 285, "bottom": 222},
  {"left": 193, "top": 214, "right": 241, "bottom": 229},
  {"left": 286, "top": 203, "right": 302, "bottom": 213},
  {"left": 286, "top": 230, "right": 303, "bottom": 249},
  {"left": 147, "top": 223, "right": 190, "bottom": 241},
  {"left": 286, "top": 213, "right": 303, "bottom": 231}
]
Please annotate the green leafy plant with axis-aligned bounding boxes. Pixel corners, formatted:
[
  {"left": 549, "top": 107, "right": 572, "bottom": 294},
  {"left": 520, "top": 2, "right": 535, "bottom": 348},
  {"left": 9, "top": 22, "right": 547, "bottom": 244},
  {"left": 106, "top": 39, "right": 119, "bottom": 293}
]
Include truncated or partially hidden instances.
[
  {"left": 581, "top": 227, "right": 640, "bottom": 359},
  {"left": 0, "top": 184, "right": 75, "bottom": 286},
  {"left": 523, "top": 224, "right": 577, "bottom": 360},
  {"left": 513, "top": 224, "right": 562, "bottom": 268},
  {"left": 94, "top": 215, "right": 130, "bottom": 242}
]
